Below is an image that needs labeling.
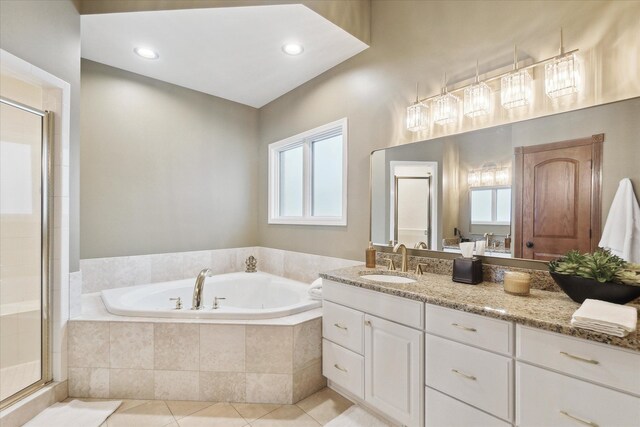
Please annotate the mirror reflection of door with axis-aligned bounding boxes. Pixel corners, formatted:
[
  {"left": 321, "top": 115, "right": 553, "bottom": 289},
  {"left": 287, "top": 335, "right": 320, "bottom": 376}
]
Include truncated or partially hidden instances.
[
  {"left": 514, "top": 135, "right": 603, "bottom": 260},
  {"left": 395, "top": 176, "right": 431, "bottom": 249}
]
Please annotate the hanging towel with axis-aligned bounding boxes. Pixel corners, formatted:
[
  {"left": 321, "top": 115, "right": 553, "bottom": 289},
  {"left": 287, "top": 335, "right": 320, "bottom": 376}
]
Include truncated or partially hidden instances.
[
  {"left": 308, "top": 278, "right": 323, "bottom": 300},
  {"left": 571, "top": 299, "right": 637, "bottom": 337},
  {"left": 599, "top": 178, "right": 640, "bottom": 263}
]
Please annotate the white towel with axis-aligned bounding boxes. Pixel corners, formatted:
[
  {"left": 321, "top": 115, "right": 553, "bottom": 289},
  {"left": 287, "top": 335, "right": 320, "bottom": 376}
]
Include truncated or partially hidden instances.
[
  {"left": 24, "top": 399, "right": 121, "bottom": 427},
  {"left": 309, "top": 278, "right": 323, "bottom": 300},
  {"left": 599, "top": 178, "right": 640, "bottom": 263},
  {"left": 571, "top": 299, "right": 638, "bottom": 337}
]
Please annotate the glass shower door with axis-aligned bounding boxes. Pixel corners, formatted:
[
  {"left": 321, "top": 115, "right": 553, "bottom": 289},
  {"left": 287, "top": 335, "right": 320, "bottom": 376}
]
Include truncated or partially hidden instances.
[{"left": 0, "top": 98, "right": 51, "bottom": 407}]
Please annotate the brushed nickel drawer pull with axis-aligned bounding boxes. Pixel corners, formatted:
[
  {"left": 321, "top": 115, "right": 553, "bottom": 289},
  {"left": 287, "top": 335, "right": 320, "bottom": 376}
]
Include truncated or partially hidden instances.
[
  {"left": 560, "top": 351, "right": 600, "bottom": 365},
  {"left": 334, "top": 323, "right": 348, "bottom": 330},
  {"left": 451, "top": 323, "right": 477, "bottom": 332},
  {"left": 334, "top": 364, "right": 348, "bottom": 373},
  {"left": 560, "top": 410, "right": 599, "bottom": 427},
  {"left": 451, "top": 369, "right": 477, "bottom": 381}
]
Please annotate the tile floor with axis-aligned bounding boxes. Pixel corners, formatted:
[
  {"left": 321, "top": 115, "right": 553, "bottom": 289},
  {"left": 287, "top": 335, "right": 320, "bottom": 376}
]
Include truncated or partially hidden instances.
[{"left": 63, "top": 387, "right": 353, "bottom": 427}]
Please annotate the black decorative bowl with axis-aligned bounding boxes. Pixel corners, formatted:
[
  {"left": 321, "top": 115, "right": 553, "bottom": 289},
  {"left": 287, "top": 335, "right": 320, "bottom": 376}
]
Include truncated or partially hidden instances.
[{"left": 550, "top": 272, "right": 640, "bottom": 304}]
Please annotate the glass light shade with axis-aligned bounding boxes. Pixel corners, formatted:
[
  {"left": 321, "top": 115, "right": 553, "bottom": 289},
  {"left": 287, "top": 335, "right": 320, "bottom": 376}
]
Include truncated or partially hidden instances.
[
  {"left": 495, "top": 167, "right": 511, "bottom": 185},
  {"left": 481, "top": 168, "right": 496, "bottom": 186},
  {"left": 433, "top": 92, "right": 459, "bottom": 125},
  {"left": 468, "top": 170, "right": 481, "bottom": 187},
  {"left": 406, "top": 102, "right": 429, "bottom": 132},
  {"left": 501, "top": 70, "right": 532, "bottom": 109},
  {"left": 545, "top": 54, "right": 579, "bottom": 98},
  {"left": 463, "top": 82, "right": 492, "bottom": 118}
]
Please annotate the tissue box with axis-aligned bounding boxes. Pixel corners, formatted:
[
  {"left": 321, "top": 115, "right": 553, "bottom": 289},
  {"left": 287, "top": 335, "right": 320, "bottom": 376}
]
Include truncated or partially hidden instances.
[{"left": 452, "top": 257, "right": 483, "bottom": 285}]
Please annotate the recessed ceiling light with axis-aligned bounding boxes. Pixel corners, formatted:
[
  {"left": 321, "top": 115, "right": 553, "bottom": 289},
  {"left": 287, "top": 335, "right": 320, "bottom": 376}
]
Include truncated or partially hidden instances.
[
  {"left": 282, "top": 43, "right": 304, "bottom": 56},
  {"left": 134, "top": 47, "right": 159, "bottom": 60}
]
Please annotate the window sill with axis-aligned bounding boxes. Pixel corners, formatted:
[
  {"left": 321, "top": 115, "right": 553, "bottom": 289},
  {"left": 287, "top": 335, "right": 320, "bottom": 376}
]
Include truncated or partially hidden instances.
[{"left": 268, "top": 217, "right": 347, "bottom": 226}]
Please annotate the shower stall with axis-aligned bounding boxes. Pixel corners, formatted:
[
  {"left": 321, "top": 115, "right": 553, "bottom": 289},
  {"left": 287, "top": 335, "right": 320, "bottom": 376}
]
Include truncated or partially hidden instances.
[{"left": 0, "top": 97, "right": 52, "bottom": 408}]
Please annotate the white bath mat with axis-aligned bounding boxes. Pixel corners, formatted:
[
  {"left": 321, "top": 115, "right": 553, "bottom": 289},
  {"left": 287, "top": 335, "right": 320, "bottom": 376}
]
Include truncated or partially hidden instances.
[
  {"left": 325, "top": 405, "right": 393, "bottom": 427},
  {"left": 23, "top": 399, "right": 121, "bottom": 427}
]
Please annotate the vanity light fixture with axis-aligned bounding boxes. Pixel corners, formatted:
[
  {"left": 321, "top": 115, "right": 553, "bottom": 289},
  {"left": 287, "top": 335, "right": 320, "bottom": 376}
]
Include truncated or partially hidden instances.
[
  {"left": 463, "top": 61, "right": 492, "bottom": 118},
  {"left": 403, "top": 35, "right": 579, "bottom": 131},
  {"left": 545, "top": 29, "right": 579, "bottom": 99},
  {"left": 494, "top": 166, "right": 511, "bottom": 186},
  {"left": 133, "top": 47, "right": 159, "bottom": 60},
  {"left": 282, "top": 43, "right": 304, "bottom": 56},
  {"left": 406, "top": 83, "right": 429, "bottom": 132},
  {"left": 433, "top": 73, "right": 460, "bottom": 125},
  {"left": 467, "top": 170, "right": 481, "bottom": 187},
  {"left": 468, "top": 163, "right": 511, "bottom": 187},
  {"left": 501, "top": 45, "right": 532, "bottom": 109}
]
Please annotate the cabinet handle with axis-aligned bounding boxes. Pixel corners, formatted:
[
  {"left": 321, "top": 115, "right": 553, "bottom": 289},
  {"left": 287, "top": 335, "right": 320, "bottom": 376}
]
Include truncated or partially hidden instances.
[
  {"left": 333, "top": 323, "right": 348, "bottom": 330},
  {"left": 560, "top": 351, "right": 600, "bottom": 365},
  {"left": 451, "top": 323, "right": 477, "bottom": 332},
  {"left": 451, "top": 369, "right": 476, "bottom": 381},
  {"left": 334, "top": 364, "right": 348, "bottom": 373},
  {"left": 364, "top": 320, "right": 372, "bottom": 326},
  {"left": 560, "top": 410, "right": 599, "bottom": 427}
]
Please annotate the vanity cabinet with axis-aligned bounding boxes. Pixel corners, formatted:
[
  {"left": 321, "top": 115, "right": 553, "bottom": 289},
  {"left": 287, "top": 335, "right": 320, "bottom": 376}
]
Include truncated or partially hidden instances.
[
  {"left": 322, "top": 277, "right": 640, "bottom": 427},
  {"left": 322, "top": 279, "right": 424, "bottom": 427},
  {"left": 516, "top": 325, "right": 640, "bottom": 427},
  {"left": 424, "top": 304, "right": 514, "bottom": 425}
]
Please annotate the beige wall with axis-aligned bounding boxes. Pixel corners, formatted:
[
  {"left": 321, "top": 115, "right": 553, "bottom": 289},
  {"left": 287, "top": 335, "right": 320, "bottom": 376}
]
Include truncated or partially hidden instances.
[
  {"left": 257, "top": 0, "right": 640, "bottom": 261},
  {"left": 80, "top": 60, "right": 259, "bottom": 258},
  {"left": 0, "top": 0, "right": 81, "bottom": 270}
]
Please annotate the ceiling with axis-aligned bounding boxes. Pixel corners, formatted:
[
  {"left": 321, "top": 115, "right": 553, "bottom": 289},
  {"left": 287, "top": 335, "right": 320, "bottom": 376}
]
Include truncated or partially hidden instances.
[{"left": 81, "top": 5, "right": 368, "bottom": 108}]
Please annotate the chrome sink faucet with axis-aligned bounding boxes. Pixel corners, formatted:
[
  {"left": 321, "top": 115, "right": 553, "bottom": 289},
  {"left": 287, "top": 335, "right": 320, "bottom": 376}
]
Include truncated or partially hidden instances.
[
  {"left": 414, "top": 241, "right": 428, "bottom": 249},
  {"left": 393, "top": 243, "right": 408, "bottom": 272},
  {"left": 191, "top": 268, "right": 213, "bottom": 310}
]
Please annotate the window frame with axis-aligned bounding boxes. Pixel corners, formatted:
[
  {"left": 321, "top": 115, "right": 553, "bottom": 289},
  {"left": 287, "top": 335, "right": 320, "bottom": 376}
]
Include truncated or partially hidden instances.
[
  {"left": 268, "top": 118, "right": 348, "bottom": 226},
  {"left": 469, "top": 186, "right": 511, "bottom": 226}
]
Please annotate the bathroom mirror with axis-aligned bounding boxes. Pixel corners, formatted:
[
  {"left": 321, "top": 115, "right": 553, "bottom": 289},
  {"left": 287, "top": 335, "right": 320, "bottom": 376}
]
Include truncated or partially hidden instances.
[{"left": 370, "top": 96, "right": 640, "bottom": 262}]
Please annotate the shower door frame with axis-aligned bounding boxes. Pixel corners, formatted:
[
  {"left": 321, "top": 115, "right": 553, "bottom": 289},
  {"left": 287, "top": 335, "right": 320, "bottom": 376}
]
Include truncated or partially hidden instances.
[{"left": 0, "top": 97, "right": 53, "bottom": 409}]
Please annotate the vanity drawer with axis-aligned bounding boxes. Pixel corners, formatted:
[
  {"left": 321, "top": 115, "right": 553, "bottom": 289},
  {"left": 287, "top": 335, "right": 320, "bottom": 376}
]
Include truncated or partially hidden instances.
[
  {"left": 425, "top": 334, "right": 513, "bottom": 421},
  {"left": 323, "top": 279, "right": 424, "bottom": 329},
  {"left": 517, "top": 325, "right": 640, "bottom": 395},
  {"left": 322, "top": 339, "right": 364, "bottom": 399},
  {"left": 425, "top": 304, "right": 513, "bottom": 355},
  {"left": 516, "top": 362, "right": 640, "bottom": 427},
  {"left": 425, "top": 387, "right": 511, "bottom": 427},
  {"left": 322, "top": 301, "right": 364, "bottom": 354}
]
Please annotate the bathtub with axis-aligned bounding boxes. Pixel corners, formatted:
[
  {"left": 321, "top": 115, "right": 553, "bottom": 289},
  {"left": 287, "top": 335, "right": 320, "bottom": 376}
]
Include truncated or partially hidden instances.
[{"left": 101, "top": 271, "right": 321, "bottom": 319}]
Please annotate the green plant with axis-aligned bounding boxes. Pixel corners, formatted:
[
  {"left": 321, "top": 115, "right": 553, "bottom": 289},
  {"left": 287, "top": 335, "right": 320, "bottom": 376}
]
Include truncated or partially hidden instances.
[{"left": 549, "top": 250, "right": 640, "bottom": 286}]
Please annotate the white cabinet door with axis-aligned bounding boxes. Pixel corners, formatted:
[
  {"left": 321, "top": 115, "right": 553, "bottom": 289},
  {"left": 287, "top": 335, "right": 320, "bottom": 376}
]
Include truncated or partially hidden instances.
[{"left": 364, "top": 314, "right": 423, "bottom": 427}]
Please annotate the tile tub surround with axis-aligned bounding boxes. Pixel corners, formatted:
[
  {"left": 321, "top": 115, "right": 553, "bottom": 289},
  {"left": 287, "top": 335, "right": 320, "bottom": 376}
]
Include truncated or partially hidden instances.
[
  {"left": 79, "top": 247, "right": 360, "bottom": 294},
  {"left": 375, "top": 252, "right": 560, "bottom": 292},
  {"left": 321, "top": 266, "right": 640, "bottom": 352},
  {"left": 67, "top": 317, "right": 325, "bottom": 404}
]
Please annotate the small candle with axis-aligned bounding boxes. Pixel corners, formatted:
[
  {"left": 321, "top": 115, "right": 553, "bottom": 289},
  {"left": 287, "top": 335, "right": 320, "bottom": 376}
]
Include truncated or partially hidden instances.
[{"left": 503, "top": 271, "right": 531, "bottom": 296}]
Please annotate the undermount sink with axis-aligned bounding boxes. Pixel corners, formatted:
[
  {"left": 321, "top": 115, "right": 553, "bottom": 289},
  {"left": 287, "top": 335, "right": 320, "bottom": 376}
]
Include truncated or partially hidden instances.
[{"left": 360, "top": 274, "right": 416, "bottom": 284}]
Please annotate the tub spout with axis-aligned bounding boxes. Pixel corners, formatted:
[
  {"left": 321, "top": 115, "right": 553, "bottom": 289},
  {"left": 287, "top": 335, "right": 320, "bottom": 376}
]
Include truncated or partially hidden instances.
[{"left": 191, "top": 268, "right": 213, "bottom": 310}]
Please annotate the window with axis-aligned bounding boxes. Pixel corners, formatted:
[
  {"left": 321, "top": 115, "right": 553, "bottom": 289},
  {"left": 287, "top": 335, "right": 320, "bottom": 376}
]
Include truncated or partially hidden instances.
[
  {"left": 268, "top": 118, "right": 347, "bottom": 225},
  {"left": 470, "top": 187, "right": 511, "bottom": 225}
]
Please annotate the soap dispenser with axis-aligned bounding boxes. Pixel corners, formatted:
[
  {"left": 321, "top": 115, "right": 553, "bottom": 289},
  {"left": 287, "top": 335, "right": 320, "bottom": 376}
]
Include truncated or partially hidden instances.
[{"left": 365, "top": 242, "right": 376, "bottom": 268}]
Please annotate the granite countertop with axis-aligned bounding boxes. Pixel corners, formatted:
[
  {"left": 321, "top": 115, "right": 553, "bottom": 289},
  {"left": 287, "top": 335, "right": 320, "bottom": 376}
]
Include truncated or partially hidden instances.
[{"left": 320, "top": 265, "right": 640, "bottom": 353}]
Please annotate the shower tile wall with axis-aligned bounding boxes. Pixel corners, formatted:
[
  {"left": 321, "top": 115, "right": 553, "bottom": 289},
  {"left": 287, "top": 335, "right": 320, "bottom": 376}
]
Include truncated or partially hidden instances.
[{"left": 67, "top": 318, "right": 324, "bottom": 404}]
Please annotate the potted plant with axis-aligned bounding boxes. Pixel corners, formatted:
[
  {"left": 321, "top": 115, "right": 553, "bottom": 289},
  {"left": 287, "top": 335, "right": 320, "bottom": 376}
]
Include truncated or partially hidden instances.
[{"left": 549, "top": 250, "right": 640, "bottom": 304}]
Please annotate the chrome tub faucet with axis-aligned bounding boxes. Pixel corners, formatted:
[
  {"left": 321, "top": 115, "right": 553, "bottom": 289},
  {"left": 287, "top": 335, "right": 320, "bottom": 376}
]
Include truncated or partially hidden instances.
[{"left": 191, "top": 268, "right": 212, "bottom": 310}]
